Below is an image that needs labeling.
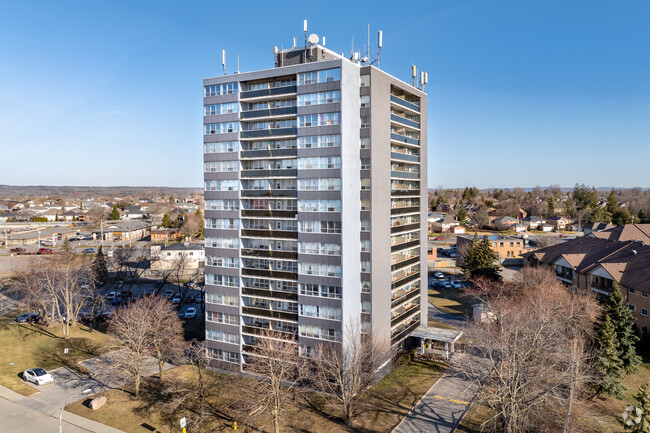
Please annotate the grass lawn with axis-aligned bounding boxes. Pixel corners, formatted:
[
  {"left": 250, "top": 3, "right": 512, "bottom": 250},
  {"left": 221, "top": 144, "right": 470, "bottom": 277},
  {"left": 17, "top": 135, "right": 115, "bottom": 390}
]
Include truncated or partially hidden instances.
[
  {"left": 0, "top": 309, "right": 109, "bottom": 396},
  {"left": 428, "top": 287, "right": 477, "bottom": 317},
  {"left": 67, "top": 359, "right": 445, "bottom": 433}
]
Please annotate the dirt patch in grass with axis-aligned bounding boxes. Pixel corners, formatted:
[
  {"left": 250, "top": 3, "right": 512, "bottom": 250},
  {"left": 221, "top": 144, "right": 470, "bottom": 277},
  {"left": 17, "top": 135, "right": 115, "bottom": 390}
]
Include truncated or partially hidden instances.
[{"left": 0, "top": 309, "right": 109, "bottom": 396}]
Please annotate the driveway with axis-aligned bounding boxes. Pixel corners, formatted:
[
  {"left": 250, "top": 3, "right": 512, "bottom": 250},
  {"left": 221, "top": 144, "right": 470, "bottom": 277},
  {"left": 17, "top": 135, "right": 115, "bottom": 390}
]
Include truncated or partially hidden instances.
[{"left": 393, "top": 361, "right": 479, "bottom": 433}]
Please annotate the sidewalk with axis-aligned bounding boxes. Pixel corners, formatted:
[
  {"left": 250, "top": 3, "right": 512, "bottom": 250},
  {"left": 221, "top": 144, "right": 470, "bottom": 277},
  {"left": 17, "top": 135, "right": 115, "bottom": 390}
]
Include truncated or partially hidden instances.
[{"left": 0, "top": 384, "right": 126, "bottom": 433}]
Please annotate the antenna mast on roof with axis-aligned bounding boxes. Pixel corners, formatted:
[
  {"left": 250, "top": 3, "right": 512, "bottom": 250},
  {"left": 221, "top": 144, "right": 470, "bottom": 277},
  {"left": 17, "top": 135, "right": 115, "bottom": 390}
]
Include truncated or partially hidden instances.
[{"left": 221, "top": 50, "right": 226, "bottom": 75}]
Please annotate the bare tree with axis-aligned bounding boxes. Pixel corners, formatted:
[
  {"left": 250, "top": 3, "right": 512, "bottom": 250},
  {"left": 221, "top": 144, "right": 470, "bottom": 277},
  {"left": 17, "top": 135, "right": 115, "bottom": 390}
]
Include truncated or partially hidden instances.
[
  {"left": 144, "top": 296, "right": 185, "bottom": 379},
  {"left": 107, "top": 298, "right": 152, "bottom": 399},
  {"left": 112, "top": 246, "right": 160, "bottom": 295},
  {"left": 9, "top": 258, "right": 58, "bottom": 325},
  {"left": 246, "top": 330, "right": 303, "bottom": 433},
  {"left": 310, "top": 321, "right": 390, "bottom": 426},
  {"left": 458, "top": 268, "right": 600, "bottom": 433}
]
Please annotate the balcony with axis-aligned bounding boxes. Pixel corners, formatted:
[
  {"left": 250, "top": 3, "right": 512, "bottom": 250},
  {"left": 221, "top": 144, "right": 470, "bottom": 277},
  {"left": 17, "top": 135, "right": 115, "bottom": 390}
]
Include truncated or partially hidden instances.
[
  {"left": 391, "top": 206, "right": 420, "bottom": 216},
  {"left": 390, "top": 114, "right": 420, "bottom": 129},
  {"left": 241, "top": 169, "right": 297, "bottom": 178},
  {"left": 241, "top": 189, "right": 297, "bottom": 198},
  {"left": 241, "top": 229, "right": 298, "bottom": 239},
  {"left": 241, "top": 209, "right": 297, "bottom": 218},
  {"left": 390, "top": 133, "right": 419, "bottom": 146},
  {"left": 241, "top": 249, "right": 298, "bottom": 260},
  {"left": 391, "top": 170, "right": 419, "bottom": 179},
  {"left": 391, "top": 271, "right": 420, "bottom": 290},
  {"left": 391, "top": 304, "right": 420, "bottom": 327},
  {"left": 242, "top": 325, "right": 298, "bottom": 339},
  {"left": 242, "top": 286, "right": 298, "bottom": 301},
  {"left": 391, "top": 255, "right": 420, "bottom": 271},
  {"left": 241, "top": 85, "right": 297, "bottom": 99},
  {"left": 242, "top": 306, "right": 298, "bottom": 321},
  {"left": 391, "top": 189, "right": 420, "bottom": 197},
  {"left": 391, "top": 223, "right": 420, "bottom": 234},
  {"left": 390, "top": 151, "right": 419, "bottom": 163},
  {"left": 391, "top": 239, "right": 420, "bottom": 252},
  {"left": 390, "top": 95, "right": 420, "bottom": 112},
  {"left": 242, "top": 268, "right": 298, "bottom": 280},
  {"left": 240, "top": 148, "right": 297, "bottom": 159},
  {"left": 241, "top": 127, "right": 297, "bottom": 139},
  {"left": 391, "top": 320, "right": 420, "bottom": 345},
  {"left": 241, "top": 106, "right": 297, "bottom": 119},
  {"left": 391, "top": 289, "right": 420, "bottom": 309}
]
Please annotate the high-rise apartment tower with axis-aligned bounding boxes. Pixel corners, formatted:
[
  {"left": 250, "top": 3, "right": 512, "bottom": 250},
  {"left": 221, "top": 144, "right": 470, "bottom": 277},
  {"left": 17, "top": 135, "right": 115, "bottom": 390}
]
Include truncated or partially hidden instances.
[{"left": 203, "top": 40, "right": 427, "bottom": 370}]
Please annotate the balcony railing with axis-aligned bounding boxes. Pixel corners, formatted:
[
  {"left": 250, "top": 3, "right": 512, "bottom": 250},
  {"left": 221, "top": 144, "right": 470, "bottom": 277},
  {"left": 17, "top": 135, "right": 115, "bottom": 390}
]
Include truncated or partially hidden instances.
[
  {"left": 391, "top": 255, "right": 420, "bottom": 271},
  {"left": 240, "top": 148, "right": 297, "bottom": 159},
  {"left": 241, "top": 169, "right": 297, "bottom": 178},
  {"left": 242, "top": 268, "right": 298, "bottom": 280},
  {"left": 391, "top": 170, "right": 419, "bottom": 179},
  {"left": 390, "top": 132, "right": 419, "bottom": 146},
  {"left": 241, "top": 190, "right": 298, "bottom": 198},
  {"left": 391, "top": 271, "right": 420, "bottom": 290},
  {"left": 390, "top": 151, "right": 419, "bottom": 163},
  {"left": 242, "top": 306, "right": 298, "bottom": 321},
  {"left": 240, "top": 85, "right": 297, "bottom": 99},
  {"left": 391, "top": 239, "right": 420, "bottom": 252},
  {"left": 242, "top": 286, "right": 298, "bottom": 301},
  {"left": 241, "top": 127, "right": 297, "bottom": 139},
  {"left": 241, "top": 249, "right": 298, "bottom": 260},
  {"left": 391, "top": 206, "right": 420, "bottom": 216},
  {"left": 390, "top": 223, "right": 420, "bottom": 234},
  {"left": 241, "top": 209, "right": 297, "bottom": 218},
  {"left": 240, "top": 106, "right": 297, "bottom": 119},
  {"left": 241, "top": 325, "right": 298, "bottom": 338},
  {"left": 390, "top": 114, "right": 420, "bottom": 128},
  {"left": 391, "top": 304, "right": 420, "bottom": 327},
  {"left": 391, "top": 289, "right": 420, "bottom": 309},
  {"left": 241, "top": 229, "right": 298, "bottom": 239},
  {"left": 391, "top": 320, "right": 420, "bottom": 345},
  {"left": 390, "top": 95, "right": 420, "bottom": 112}
]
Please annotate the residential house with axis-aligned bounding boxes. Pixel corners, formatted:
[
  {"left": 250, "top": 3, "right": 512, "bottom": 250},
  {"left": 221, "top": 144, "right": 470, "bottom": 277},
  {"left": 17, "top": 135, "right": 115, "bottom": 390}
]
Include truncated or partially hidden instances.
[
  {"left": 60, "top": 210, "right": 86, "bottom": 222},
  {"left": 546, "top": 216, "right": 574, "bottom": 231},
  {"left": 451, "top": 225, "right": 466, "bottom": 234},
  {"left": 493, "top": 216, "right": 519, "bottom": 231},
  {"left": 457, "top": 234, "right": 526, "bottom": 259},
  {"left": 151, "top": 228, "right": 181, "bottom": 242},
  {"left": 583, "top": 222, "right": 615, "bottom": 236},
  {"left": 149, "top": 243, "right": 205, "bottom": 271},
  {"left": 122, "top": 206, "right": 145, "bottom": 220},
  {"left": 431, "top": 215, "right": 460, "bottom": 233},
  {"left": 93, "top": 221, "right": 150, "bottom": 241},
  {"left": 588, "top": 223, "right": 650, "bottom": 243},
  {"left": 523, "top": 216, "right": 546, "bottom": 230},
  {"left": 523, "top": 231, "right": 650, "bottom": 331}
]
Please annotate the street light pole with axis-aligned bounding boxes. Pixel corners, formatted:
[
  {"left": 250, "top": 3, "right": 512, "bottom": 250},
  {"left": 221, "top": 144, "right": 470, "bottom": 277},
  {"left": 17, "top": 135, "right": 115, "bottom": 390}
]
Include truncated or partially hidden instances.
[
  {"left": 59, "top": 388, "right": 92, "bottom": 433},
  {"left": 37, "top": 230, "right": 41, "bottom": 251}
]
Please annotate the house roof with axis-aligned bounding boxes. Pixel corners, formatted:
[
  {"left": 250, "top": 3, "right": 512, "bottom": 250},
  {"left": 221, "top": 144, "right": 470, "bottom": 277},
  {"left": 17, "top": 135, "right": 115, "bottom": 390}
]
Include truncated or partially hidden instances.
[
  {"left": 163, "top": 243, "right": 204, "bottom": 251},
  {"left": 93, "top": 221, "right": 150, "bottom": 233},
  {"left": 590, "top": 224, "right": 650, "bottom": 244}
]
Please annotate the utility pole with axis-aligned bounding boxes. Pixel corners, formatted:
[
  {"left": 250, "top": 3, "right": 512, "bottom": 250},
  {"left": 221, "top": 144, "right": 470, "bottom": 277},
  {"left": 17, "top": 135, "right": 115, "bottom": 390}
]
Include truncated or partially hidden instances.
[{"left": 100, "top": 219, "right": 104, "bottom": 249}]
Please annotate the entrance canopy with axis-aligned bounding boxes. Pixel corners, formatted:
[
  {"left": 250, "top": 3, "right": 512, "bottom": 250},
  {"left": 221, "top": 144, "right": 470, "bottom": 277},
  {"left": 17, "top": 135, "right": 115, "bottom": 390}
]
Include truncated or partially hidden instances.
[{"left": 412, "top": 326, "right": 462, "bottom": 360}]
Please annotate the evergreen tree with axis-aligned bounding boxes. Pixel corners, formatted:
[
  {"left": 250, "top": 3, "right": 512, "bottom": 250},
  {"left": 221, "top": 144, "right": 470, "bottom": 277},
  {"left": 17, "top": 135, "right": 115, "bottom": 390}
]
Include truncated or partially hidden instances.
[
  {"left": 607, "top": 188, "right": 619, "bottom": 215},
  {"left": 196, "top": 208, "right": 204, "bottom": 239},
  {"left": 462, "top": 187, "right": 471, "bottom": 201},
  {"left": 461, "top": 235, "right": 501, "bottom": 282},
  {"left": 623, "top": 382, "right": 650, "bottom": 432},
  {"left": 547, "top": 197, "right": 555, "bottom": 217},
  {"left": 639, "top": 209, "right": 647, "bottom": 224},
  {"left": 613, "top": 208, "right": 633, "bottom": 226},
  {"left": 108, "top": 205, "right": 120, "bottom": 220},
  {"left": 92, "top": 246, "right": 108, "bottom": 284},
  {"left": 457, "top": 207, "right": 468, "bottom": 226},
  {"left": 595, "top": 314, "right": 626, "bottom": 398},
  {"left": 162, "top": 213, "right": 172, "bottom": 228},
  {"left": 604, "top": 283, "right": 642, "bottom": 374}
]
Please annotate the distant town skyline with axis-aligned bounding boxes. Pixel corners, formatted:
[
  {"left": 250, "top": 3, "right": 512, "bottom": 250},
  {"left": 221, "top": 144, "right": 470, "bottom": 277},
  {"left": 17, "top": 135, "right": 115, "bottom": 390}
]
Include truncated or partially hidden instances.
[{"left": 1, "top": 1, "right": 649, "bottom": 188}]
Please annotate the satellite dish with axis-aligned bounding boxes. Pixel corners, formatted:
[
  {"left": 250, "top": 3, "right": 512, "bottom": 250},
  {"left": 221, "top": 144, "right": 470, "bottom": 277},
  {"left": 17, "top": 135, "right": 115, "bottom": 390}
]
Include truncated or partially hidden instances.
[{"left": 308, "top": 33, "right": 319, "bottom": 45}]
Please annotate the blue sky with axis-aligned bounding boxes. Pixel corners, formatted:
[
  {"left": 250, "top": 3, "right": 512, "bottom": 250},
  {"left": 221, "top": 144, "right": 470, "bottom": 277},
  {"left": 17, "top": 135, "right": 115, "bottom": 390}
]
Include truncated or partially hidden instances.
[{"left": 1, "top": 0, "right": 649, "bottom": 189}]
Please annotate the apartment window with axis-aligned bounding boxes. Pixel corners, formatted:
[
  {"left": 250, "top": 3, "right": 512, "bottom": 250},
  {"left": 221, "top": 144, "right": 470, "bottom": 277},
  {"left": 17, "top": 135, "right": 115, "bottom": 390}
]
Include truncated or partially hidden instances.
[
  {"left": 298, "top": 200, "right": 341, "bottom": 212},
  {"left": 298, "top": 68, "right": 341, "bottom": 85},
  {"left": 298, "top": 90, "right": 341, "bottom": 106},
  {"left": 360, "top": 116, "right": 370, "bottom": 128},
  {"left": 204, "top": 122, "right": 239, "bottom": 135},
  {"left": 361, "top": 219, "right": 370, "bottom": 232},
  {"left": 643, "top": 291, "right": 648, "bottom": 298},
  {"left": 205, "top": 237, "right": 239, "bottom": 249},
  {"left": 298, "top": 134, "right": 341, "bottom": 148},
  {"left": 360, "top": 159, "right": 370, "bottom": 170},
  {"left": 207, "top": 348, "right": 239, "bottom": 363},
  {"left": 360, "top": 137, "right": 370, "bottom": 149},
  {"left": 629, "top": 304, "right": 636, "bottom": 311},
  {"left": 206, "top": 274, "right": 239, "bottom": 288},
  {"left": 205, "top": 199, "right": 239, "bottom": 211},
  {"left": 360, "top": 75, "right": 370, "bottom": 87},
  {"left": 206, "top": 311, "right": 239, "bottom": 325},
  {"left": 207, "top": 329, "right": 239, "bottom": 344},
  {"left": 361, "top": 301, "right": 371, "bottom": 314},
  {"left": 298, "top": 178, "right": 341, "bottom": 191},
  {"left": 204, "top": 82, "right": 238, "bottom": 97},
  {"left": 206, "top": 256, "right": 239, "bottom": 268},
  {"left": 361, "top": 261, "right": 371, "bottom": 273},
  {"left": 206, "top": 292, "right": 239, "bottom": 306},
  {"left": 361, "top": 240, "right": 371, "bottom": 252},
  {"left": 642, "top": 308, "right": 648, "bottom": 317},
  {"left": 360, "top": 199, "right": 370, "bottom": 211},
  {"left": 204, "top": 161, "right": 238, "bottom": 173},
  {"left": 204, "top": 102, "right": 239, "bottom": 115},
  {"left": 361, "top": 281, "right": 371, "bottom": 293},
  {"left": 360, "top": 95, "right": 370, "bottom": 108},
  {"left": 298, "top": 156, "right": 341, "bottom": 170},
  {"left": 204, "top": 141, "right": 239, "bottom": 153},
  {"left": 205, "top": 180, "right": 239, "bottom": 191},
  {"left": 298, "top": 112, "right": 340, "bottom": 127},
  {"left": 509, "top": 242, "right": 514, "bottom": 247},
  {"left": 629, "top": 288, "right": 636, "bottom": 294}
]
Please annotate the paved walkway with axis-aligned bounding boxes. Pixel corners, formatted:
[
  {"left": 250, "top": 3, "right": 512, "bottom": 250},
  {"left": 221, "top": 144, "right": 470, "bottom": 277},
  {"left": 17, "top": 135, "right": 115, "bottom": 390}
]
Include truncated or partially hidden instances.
[
  {"left": 427, "top": 301, "right": 467, "bottom": 328},
  {"left": 392, "top": 363, "right": 479, "bottom": 433}
]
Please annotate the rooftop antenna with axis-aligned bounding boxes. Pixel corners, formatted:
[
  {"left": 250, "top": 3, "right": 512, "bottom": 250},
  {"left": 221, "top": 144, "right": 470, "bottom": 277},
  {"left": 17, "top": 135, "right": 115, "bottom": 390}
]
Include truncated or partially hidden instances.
[
  {"left": 222, "top": 49, "right": 226, "bottom": 75},
  {"left": 322, "top": 36, "right": 326, "bottom": 46},
  {"left": 350, "top": 36, "right": 354, "bottom": 60},
  {"left": 411, "top": 64, "right": 416, "bottom": 87},
  {"left": 377, "top": 30, "right": 382, "bottom": 68},
  {"left": 303, "top": 19, "right": 308, "bottom": 47}
]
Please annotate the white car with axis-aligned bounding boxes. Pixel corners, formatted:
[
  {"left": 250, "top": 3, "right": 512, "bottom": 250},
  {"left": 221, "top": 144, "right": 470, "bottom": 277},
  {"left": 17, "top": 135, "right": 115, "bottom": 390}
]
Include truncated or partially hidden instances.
[
  {"left": 451, "top": 280, "right": 462, "bottom": 289},
  {"left": 433, "top": 272, "right": 445, "bottom": 279},
  {"left": 184, "top": 307, "right": 197, "bottom": 319},
  {"left": 23, "top": 368, "right": 53, "bottom": 386}
]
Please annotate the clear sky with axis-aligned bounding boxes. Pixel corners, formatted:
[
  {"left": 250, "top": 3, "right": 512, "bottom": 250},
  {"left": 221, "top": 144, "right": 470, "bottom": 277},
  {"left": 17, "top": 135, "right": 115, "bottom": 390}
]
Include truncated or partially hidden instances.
[{"left": 1, "top": 1, "right": 649, "bottom": 189}]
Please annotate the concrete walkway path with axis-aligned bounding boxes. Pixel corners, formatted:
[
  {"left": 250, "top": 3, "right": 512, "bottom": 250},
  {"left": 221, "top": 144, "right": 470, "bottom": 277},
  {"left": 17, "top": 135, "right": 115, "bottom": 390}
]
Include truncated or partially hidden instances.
[
  {"left": 392, "top": 364, "right": 479, "bottom": 433},
  {"left": 427, "top": 301, "right": 467, "bottom": 328}
]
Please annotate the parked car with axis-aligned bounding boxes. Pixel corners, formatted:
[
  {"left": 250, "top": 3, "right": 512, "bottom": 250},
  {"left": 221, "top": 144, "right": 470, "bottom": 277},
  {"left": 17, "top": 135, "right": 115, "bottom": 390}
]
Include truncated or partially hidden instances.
[
  {"left": 184, "top": 307, "right": 197, "bottom": 319},
  {"left": 430, "top": 281, "right": 445, "bottom": 289},
  {"left": 164, "top": 289, "right": 174, "bottom": 298},
  {"left": 82, "top": 248, "right": 96, "bottom": 254},
  {"left": 105, "top": 291, "right": 116, "bottom": 301},
  {"left": 10, "top": 247, "right": 25, "bottom": 254},
  {"left": 450, "top": 280, "right": 462, "bottom": 289},
  {"left": 38, "top": 248, "right": 53, "bottom": 254},
  {"left": 115, "top": 281, "right": 123, "bottom": 288},
  {"left": 442, "top": 281, "right": 453, "bottom": 289},
  {"left": 15, "top": 313, "right": 42, "bottom": 323},
  {"left": 433, "top": 272, "right": 445, "bottom": 279},
  {"left": 433, "top": 236, "right": 446, "bottom": 241},
  {"left": 23, "top": 368, "right": 53, "bottom": 386},
  {"left": 172, "top": 295, "right": 181, "bottom": 304}
]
